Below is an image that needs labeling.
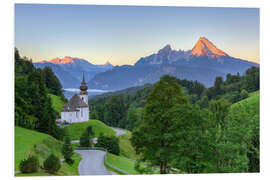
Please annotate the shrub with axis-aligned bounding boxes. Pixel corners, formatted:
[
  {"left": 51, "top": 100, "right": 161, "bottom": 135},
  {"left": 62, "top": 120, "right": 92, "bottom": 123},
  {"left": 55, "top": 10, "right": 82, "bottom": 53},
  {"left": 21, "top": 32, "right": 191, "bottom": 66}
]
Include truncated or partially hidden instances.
[
  {"left": 19, "top": 156, "right": 39, "bottom": 173},
  {"left": 80, "top": 131, "right": 92, "bottom": 147},
  {"left": 79, "top": 126, "right": 94, "bottom": 147},
  {"left": 240, "top": 89, "right": 249, "bottom": 100},
  {"left": 43, "top": 154, "right": 61, "bottom": 174},
  {"left": 96, "top": 135, "right": 120, "bottom": 155},
  {"left": 62, "top": 136, "right": 74, "bottom": 164}
]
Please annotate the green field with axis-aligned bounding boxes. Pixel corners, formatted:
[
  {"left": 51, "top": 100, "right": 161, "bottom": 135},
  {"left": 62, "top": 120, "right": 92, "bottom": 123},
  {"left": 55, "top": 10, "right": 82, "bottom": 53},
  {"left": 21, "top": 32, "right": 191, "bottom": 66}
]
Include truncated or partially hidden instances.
[
  {"left": 15, "top": 126, "right": 81, "bottom": 176},
  {"left": 118, "top": 131, "right": 138, "bottom": 160},
  {"left": 15, "top": 126, "right": 63, "bottom": 171},
  {"left": 49, "top": 94, "right": 65, "bottom": 115},
  {"left": 64, "top": 120, "right": 115, "bottom": 140},
  {"left": 106, "top": 153, "right": 138, "bottom": 174}
]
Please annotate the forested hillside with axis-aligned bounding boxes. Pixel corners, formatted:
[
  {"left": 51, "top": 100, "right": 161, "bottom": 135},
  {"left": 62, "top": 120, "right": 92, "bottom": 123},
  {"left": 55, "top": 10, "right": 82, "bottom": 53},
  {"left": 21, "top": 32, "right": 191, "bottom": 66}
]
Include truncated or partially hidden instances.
[
  {"left": 88, "top": 66, "right": 259, "bottom": 131},
  {"left": 15, "top": 48, "right": 66, "bottom": 140},
  {"left": 130, "top": 75, "right": 259, "bottom": 174}
]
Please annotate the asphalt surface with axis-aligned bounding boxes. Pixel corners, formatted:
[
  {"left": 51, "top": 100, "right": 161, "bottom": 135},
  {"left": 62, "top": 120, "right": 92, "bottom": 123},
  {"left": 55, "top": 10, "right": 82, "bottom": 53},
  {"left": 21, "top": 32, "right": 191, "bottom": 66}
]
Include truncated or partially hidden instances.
[
  {"left": 75, "top": 150, "right": 110, "bottom": 175},
  {"left": 111, "top": 127, "right": 127, "bottom": 136},
  {"left": 75, "top": 127, "right": 128, "bottom": 175}
]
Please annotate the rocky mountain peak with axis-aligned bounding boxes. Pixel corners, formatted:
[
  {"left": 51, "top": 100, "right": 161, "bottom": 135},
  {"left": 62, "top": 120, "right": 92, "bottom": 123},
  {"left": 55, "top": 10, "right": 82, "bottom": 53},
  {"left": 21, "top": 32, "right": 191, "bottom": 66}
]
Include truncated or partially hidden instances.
[
  {"left": 158, "top": 44, "right": 172, "bottom": 54},
  {"left": 190, "top": 37, "right": 228, "bottom": 58}
]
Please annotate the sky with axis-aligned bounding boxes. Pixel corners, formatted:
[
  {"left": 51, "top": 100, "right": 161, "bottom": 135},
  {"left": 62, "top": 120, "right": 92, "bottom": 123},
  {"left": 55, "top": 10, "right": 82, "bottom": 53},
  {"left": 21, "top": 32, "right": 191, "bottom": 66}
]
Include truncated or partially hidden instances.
[{"left": 15, "top": 4, "right": 260, "bottom": 65}]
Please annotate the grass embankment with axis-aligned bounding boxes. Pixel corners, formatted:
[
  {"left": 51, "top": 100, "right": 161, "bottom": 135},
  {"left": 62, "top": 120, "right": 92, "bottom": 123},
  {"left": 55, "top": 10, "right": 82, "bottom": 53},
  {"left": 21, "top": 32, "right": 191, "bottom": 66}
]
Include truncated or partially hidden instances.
[
  {"left": 64, "top": 120, "right": 115, "bottom": 140},
  {"left": 232, "top": 90, "right": 260, "bottom": 109},
  {"left": 118, "top": 131, "right": 138, "bottom": 160},
  {"left": 248, "top": 90, "right": 259, "bottom": 97},
  {"left": 106, "top": 153, "right": 138, "bottom": 174},
  {"left": 49, "top": 94, "right": 65, "bottom": 115},
  {"left": 15, "top": 126, "right": 81, "bottom": 176}
]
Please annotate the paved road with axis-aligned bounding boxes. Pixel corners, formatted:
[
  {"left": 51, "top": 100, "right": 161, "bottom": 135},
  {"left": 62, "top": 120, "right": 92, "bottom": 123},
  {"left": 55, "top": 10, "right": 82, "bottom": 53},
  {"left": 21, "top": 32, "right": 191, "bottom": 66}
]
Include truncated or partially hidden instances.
[
  {"left": 75, "top": 150, "right": 110, "bottom": 175},
  {"left": 75, "top": 127, "right": 128, "bottom": 175},
  {"left": 111, "top": 127, "right": 127, "bottom": 136}
]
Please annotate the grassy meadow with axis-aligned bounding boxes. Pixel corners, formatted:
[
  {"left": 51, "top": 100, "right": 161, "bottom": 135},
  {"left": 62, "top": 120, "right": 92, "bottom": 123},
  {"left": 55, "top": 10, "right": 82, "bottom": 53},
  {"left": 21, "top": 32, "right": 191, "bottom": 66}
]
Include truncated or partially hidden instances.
[
  {"left": 64, "top": 120, "right": 115, "bottom": 140},
  {"left": 15, "top": 126, "right": 81, "bottom": 176}
]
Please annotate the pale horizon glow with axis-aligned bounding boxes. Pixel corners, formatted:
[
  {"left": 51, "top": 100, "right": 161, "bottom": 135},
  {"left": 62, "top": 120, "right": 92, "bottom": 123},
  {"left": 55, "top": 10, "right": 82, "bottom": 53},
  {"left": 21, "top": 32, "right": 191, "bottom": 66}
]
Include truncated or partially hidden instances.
[{"left": 15, "top": 4, "right": 260, "bottom": 65}]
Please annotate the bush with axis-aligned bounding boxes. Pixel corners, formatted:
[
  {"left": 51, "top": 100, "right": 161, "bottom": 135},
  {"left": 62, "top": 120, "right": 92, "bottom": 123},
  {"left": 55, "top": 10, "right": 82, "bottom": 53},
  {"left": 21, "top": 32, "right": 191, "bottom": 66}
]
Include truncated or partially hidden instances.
[
  {"left": 62, "top": 136, "right": 74, "bottom": 164},
  {"left": 79, "top": 126, "right": 94, "bottom": 147},
  {"left": 96, "top": 135, "right": 120, "bottom": 155},
  {"left": 240, "top": 89, "right": 249, "bottom": 100},
  {"left": 19, "top": 156, "right": 39, "bottom": 173},
  {"left": 80, "top": 131, "right": 92, "bottom": 147},
  {"left": 43, "top": 154, "right": 61, "bottom": 174}
]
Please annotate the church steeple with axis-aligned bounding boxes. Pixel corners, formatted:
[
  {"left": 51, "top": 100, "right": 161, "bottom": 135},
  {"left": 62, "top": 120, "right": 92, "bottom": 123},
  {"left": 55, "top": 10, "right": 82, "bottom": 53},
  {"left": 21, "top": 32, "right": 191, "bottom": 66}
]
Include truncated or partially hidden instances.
[
  {"left": 80, "top": 72, "right": 88, "bottom": 93},
  {"left": 81, "top": 72, "right": 86, "bottom": 86}
]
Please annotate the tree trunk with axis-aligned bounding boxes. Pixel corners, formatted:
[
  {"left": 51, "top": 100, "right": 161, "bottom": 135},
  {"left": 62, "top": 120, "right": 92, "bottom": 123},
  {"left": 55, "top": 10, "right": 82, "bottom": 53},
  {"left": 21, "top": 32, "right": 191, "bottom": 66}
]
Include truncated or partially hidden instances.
[{"left": 160, "top": 161, "right": 167, "bottom": 174}]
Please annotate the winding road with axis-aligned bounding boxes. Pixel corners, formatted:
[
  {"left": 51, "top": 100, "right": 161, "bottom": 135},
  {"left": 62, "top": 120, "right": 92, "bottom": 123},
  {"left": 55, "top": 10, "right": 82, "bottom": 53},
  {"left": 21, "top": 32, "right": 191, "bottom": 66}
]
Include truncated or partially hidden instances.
[
  {"left": 75, "top": 127, "right": 127, "bottom": 175},
  {"left": 75, "top": 150, "right": 110, "bottom": 175}
]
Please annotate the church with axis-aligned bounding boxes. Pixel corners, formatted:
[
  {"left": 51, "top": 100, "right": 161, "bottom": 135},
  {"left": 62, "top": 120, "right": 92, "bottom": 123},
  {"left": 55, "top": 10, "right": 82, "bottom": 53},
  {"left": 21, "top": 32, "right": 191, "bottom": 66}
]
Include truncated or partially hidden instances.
[{"left": 59, "top": 74, "right": 90, "bottom": 123}]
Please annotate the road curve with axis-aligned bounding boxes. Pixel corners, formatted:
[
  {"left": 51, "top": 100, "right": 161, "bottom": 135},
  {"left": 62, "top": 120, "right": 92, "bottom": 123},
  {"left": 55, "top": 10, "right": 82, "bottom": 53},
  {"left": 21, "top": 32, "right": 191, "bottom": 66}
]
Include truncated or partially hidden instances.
[
  {"left": 111, "top": 127, "right": 127, "bottom": 136},
  {"left": 75, "top": 126, "right": 128, "bottom": 175},
  {"left": 75, "top": 150, "right": 110, "bottom": 175}
]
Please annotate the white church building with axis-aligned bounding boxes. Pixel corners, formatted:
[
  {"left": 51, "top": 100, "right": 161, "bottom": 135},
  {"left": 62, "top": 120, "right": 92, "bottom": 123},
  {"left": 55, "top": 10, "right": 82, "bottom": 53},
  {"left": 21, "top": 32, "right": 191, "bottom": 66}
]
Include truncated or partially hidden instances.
[{"left": 59, "top": 74, "right": 90, "bottom": 123}]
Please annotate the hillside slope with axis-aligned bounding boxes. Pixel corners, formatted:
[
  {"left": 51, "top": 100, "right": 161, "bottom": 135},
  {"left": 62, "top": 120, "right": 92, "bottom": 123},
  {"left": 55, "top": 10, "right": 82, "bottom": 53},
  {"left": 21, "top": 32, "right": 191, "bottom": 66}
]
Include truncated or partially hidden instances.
[
  {"left": 64, "top": 120, "right": 115, "bottom": 140},
  {"left": 49, "top": 94, "right": 65, "bottom": 115},
  {"left": 15, "top": 127, "right": 81, "bottom": 176},
  {"left": 14, "top": 126, "right": 63, "bottom": 171}
]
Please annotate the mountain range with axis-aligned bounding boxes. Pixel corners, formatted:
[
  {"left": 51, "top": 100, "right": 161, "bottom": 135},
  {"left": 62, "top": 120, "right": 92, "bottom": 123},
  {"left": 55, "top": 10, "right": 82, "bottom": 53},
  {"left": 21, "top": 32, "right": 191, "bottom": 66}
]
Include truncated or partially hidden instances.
[
  {"left": 87, "top": 37, "right": 259, "bottom": 90},
  {"left": 34, "top": 37, "right": 259, "bottom": 91},
  {"left": 34, "top": 56, "right": 113, "bottom": 88}
]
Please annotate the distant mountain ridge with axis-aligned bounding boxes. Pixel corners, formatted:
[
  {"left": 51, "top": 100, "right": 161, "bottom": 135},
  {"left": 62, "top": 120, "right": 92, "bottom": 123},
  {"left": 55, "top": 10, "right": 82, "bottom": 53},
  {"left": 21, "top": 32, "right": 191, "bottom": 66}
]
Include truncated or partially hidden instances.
[
  {"left": 34, "top": 56, "right": 113, "bottom": 88},
  {"left": 87, "top": 37, "right": 259, "bottom": 90}
]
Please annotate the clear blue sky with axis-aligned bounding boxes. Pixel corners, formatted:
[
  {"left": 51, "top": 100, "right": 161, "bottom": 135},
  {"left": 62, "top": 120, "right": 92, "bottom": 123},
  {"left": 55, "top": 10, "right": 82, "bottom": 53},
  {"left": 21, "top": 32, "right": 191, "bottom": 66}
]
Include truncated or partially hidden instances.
[{"left": 15, "top": 4, "right": 260, "bottom": 65}]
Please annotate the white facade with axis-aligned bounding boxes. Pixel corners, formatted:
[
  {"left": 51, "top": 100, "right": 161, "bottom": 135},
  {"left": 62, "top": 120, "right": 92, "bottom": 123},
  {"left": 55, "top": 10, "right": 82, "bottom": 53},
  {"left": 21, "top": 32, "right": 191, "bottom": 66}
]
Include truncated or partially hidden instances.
[
  {"left": 60, "top": 107, "right": 89, "bottom": 124},
  {"left": 80, "top": 94, "right": 88, "bottom": 105}
]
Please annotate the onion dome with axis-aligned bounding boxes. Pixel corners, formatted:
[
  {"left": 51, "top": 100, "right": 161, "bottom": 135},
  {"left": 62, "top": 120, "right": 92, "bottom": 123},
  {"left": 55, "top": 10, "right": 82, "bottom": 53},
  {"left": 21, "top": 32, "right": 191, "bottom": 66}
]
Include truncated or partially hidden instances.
[{"left": 80, "top": 73, "right": 88, "bottom": 92}]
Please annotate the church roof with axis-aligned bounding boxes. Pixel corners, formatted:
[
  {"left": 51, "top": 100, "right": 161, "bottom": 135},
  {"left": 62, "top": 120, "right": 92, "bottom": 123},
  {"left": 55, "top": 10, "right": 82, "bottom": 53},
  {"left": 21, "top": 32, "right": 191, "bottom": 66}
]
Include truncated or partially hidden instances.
[{"left": 62, "top": 94, "right": 88, "bottom": 112}]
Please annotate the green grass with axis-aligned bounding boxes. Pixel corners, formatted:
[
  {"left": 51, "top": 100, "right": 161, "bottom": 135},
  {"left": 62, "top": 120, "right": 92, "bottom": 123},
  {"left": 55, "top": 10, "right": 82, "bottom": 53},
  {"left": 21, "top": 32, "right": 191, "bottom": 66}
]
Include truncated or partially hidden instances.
[
  {"left": 14, "top": 126, "right": 63, "bottom": 171},
  {"left": 64, "top": 120, "right": 115, "bottom": 140},
  {"left": 15, "top": 153, "right": 81, "bottom": 176},
  {"left": 233, "top": 91, "right": 260, "bottom": 108},
  {"left": 118, "top": 131, "right": 138, "bottom": 160},
  {"left": 15, "top": 126, "right": 81, "bottom": 176},
  {"left": 106, "top": 153, "right": 138, "bottom": 174},
  {"left": 248, "top": 90, "right": 259, "bottom": 97},
  {"left": 49, "top": 94, "right": 65, "bottom": 114}
]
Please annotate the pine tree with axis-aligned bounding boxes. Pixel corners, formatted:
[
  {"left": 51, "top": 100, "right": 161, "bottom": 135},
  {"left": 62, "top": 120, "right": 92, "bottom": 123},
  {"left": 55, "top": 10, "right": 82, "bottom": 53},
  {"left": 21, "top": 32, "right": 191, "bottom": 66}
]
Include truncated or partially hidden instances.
[{"left": 62, "top": 136, "right": 74, "bottom": 164}]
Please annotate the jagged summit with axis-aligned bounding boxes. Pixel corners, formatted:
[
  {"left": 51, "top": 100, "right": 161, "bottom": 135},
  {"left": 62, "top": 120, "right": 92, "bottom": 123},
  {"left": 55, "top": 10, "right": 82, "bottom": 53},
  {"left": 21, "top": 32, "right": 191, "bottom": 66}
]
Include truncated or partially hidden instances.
[
  {"left": 158, "top": 44, "right": 172, "bottom": 54},
  {"left": 104, "top": 60, "right": 111, "bottom": 65},
  {"left": 41, "top": 56, "right": 76, "bottom": 64},
  {"left": 190, "top": 37, "right": 228, "bottom": 58}
]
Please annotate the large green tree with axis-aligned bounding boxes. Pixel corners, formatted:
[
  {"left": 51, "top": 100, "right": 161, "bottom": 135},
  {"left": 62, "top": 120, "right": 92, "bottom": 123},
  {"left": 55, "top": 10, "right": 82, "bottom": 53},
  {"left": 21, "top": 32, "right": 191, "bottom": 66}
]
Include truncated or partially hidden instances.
[
  {"left": 131, "top": 75, "right": 189, "bottom": 174},
  {"left": 104, "top": 95, "right": 125, "bottom": 127}
]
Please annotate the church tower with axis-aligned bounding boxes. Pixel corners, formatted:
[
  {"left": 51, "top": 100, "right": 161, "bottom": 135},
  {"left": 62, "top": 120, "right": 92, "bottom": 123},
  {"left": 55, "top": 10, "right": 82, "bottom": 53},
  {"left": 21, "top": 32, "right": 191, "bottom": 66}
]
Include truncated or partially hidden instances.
[{"left": 80, "top": 73, "right": 88, "bottom": 105}]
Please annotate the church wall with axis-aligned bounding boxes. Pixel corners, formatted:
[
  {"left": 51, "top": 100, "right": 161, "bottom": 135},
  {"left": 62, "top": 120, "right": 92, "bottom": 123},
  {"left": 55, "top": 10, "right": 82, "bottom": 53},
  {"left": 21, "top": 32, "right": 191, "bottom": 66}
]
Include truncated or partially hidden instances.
[
  {"left": 80, "top": 94, "right": 88, "bottom": 105},
  {"left": 61, "top": 111, "right": 77, "bottom": 123},
  {"left": 78, "top": 107, "right": 89, "bottom": 122}
]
